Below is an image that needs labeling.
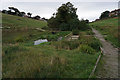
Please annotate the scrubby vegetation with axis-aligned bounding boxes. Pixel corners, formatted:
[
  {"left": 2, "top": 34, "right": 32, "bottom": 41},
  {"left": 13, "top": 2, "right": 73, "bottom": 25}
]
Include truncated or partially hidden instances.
[
  {"left": 2, "top": 14, "right": 101, "bottom": 78},
  {"left": 72, "top": 29, "right": 79, "bottom": 35},
  {"left": 3, "top": 43, "right": 100, "bottom": 78},
  {"left": 2, "top": 2, "right": 102, "bottom": 78},
  {"left": 3, "top": 30, "right": 101, "bottom": 78}
]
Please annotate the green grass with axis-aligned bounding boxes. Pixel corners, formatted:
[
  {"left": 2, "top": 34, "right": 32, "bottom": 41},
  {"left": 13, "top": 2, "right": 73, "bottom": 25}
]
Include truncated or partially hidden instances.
[
  {"left": 2, "top": 13, "right": 47, "bottom": 29},
  {"left": 90, "top": 17, "right": 119, "bottom": 48},
  {"left": 93, "top": 54, "right": 104, "bottom": 78},
  {"left": 2, "top": 30, "right": 101, "bottom": 78},
  {"left": 2, "top": 14, "right": 101, "bottom": 78},
  {"left": 90, "top": 17, "right": 118, "bottom": 27},
  {"left": 2, "top": 13, "right": 48, "bottom": 43},
  {"left": 2, "top": 43, "right": 100, "bottom": 78},
  {"left": 2, "top": 13, "right": 70, "bottom": 43}
]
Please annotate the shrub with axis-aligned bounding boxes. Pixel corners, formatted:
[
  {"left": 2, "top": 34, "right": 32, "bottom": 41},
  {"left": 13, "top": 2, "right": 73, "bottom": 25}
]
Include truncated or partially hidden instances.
[
  {"left": 88, "top": 38, "right": 101, "bottom": 51},
  {"left": 52, "top": 40, "right": 80, "bottom": 50},
  {"left": 86, "top": 30, "right": 94, "bottom": 35},
  {"left": 72, "top": 29, "right": 79, "bottom": 35},
  {"left": 68, "top": 40, "right": 80, "bottom": 50},
  {"left": 15, "top": 36, "right": 24, "bottom": 42},
  {"left": 39, "top": 35, "right": 47, "bottom": 39},
  {"left": 78, "top": 20, "right": 90, "bottom": 30},
  {"left": 47, "top": 35, "right": 58, "bottom": 41},
  {"left": 79, "top": 35, "right": 93, "bottom": 44},
  {"left": 78, "top": 32, "right": 84, "bottom": 40},
  {"left": 79, "top": 45, "right": 96, "bottom": 54}
]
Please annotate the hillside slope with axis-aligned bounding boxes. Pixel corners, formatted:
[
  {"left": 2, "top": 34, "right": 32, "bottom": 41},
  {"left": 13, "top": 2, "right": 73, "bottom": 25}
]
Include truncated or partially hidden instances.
[
  {"left": 2, "top": 13, "right": 47, "bottom": 29},
  {"left": 2, "top": 13, "right": 47, "bottom": 43},
  {"left": 90, "top": 17, "right": 119, "bottom": 47},
  {"left": 2, "top": 13, "right": 101, "bottom": 78}
]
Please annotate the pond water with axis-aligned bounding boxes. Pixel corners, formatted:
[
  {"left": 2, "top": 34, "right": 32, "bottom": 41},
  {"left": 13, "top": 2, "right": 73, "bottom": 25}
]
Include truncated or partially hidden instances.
[
  {"left": 34, "top": 37, "right": 63, "bottom": 45},
  {"left": 34, "top": 39, "right": 48, "bottom": 45}
]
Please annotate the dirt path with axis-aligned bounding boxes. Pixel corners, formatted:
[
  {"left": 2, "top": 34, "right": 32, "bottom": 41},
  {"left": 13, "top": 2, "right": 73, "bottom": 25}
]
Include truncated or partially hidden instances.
[{"left": 92, "top": 28, "right": 118, "bottom": 78}]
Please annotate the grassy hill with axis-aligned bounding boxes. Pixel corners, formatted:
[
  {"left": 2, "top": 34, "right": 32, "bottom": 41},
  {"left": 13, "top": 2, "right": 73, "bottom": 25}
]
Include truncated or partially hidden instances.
[
  {"left": 2, "top": 13, "right": 48, "bottom": 43},
  {"left": 90, "top": 17, "right": 119, "bottom": 48},
  {"left": 2, "top": 13, "right": 101, "bottom": 78},
  {"left": 2, "top": 13, "right": 47, "bottom": 29}
]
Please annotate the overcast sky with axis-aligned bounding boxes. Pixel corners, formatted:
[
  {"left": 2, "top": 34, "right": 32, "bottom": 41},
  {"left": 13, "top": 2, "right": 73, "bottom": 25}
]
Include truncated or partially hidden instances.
[{"left": 0, "top": 0, "right": 119, "bottom": 22}]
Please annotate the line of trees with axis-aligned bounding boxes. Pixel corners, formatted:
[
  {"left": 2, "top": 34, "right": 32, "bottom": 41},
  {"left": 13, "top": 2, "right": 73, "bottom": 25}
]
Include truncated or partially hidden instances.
[
  {"left": 99, "top": 9, "right": 119, "bottom": 20},
  {"left": 1, "top": 7, "right": 48, "bottom": 21},
  {"left": 99, "top": 11, "right": 110, "bottom": 19},
  {"left": 48, "top": 2, "right": 89, "bottom": 31}
]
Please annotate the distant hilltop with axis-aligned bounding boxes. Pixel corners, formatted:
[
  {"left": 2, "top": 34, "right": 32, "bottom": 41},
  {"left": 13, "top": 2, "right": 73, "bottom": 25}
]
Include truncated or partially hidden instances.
[
  {"left": 94, "top": 8, "right": 120, "bottom": 22},
  {"left": 1, "top": 7, "right": 48, "bottom": 21},
  {"left": 109, "top": 9, "right": 120, "bottom": 17}
]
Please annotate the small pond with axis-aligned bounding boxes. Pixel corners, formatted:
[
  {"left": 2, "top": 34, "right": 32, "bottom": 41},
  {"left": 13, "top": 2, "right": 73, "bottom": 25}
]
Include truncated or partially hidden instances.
[
  {"left": 34, "top": 39, "right": 48, "bottom": 45},
  {"left": 34, "top": 36, "right": 63, "bottom": 45}
]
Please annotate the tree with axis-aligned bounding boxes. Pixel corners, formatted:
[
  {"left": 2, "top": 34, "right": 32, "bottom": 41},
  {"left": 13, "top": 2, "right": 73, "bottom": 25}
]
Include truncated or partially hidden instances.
[
  {"left": 33, "top": 15, "right": 40, "bottom": 20},
  {"left": 42, "top": 17, "right": 48, "bottom": 21},
  {"left": 48, "top": 2, "right": 79, "bottom": 31},
  {"left": 68, "top": 18, "right": 80, "bottom": 30},
  {"left": 7, "top": 10, "right": 12, "bottom": 14},
  {"left": 56, "top": 2, "right": 78, "bottom": 23},
  {"left": 27, "top": 12, "right": 32, "bottom": 17},
  {"left": 21, "top": 12, "right": 26, "bottom": 17},
  {"left": 8, "top": 7, "right": 21, "bottom": 16},
  {"left": 100, "top": 11, "right": 110, "bottom": 19},
  {"left": 85, "top": 19, "right": 89, "bottom": 23},
  {"left": 79, "top": 19, "right": 90, "bottom": 30},
  {"left": 48, "top": 17, "right": 60, "bottom": 30},
  {"left": 2, "top": 10, "right": 7, "bottom": 14}
]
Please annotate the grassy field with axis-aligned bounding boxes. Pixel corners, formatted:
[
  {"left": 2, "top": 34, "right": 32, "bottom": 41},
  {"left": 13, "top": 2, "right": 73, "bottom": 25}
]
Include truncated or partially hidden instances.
[
  {"left": 90, "top": 17, "right": 119, "bottom": 47},
  {"left": 2, "top": 13, "right": 47, "bottom": 29},
  {"left": 3, "top": 34, "right": 101, "bottom": 78},
  {"left": 2, "top": 14, "right": 101, "bottom": 78}
]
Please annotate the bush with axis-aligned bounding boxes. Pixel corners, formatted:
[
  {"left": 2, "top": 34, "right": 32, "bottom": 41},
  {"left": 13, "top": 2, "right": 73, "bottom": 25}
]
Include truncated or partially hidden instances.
[
  {"left": 39, "top": 35, "right": 47, "bottom": 39},
  {"left": 88, "top": 38, "right": 101, "bottom": 51},
  {"left": 47, "top": 35, "right": 58, "bottom": 41},
  {"left": 79, "top": 45, "right": 96, "bottom": 54},
  {"left": 68, "top": 40, "right": 80, "bottom": 50},
  {"left": 78, "top": 20, "right": 90, "bottom": 30},
  {"left": 72, "top": 29, "right": 79, "bottom": 35},
  {"left": 15, "top": 36, "right": 24, "bottom": 42},
  {"left": 86, "top": 30, "right": 94, "bottom": 35},
  {"left": 60, "top": 23, "right": 69, "bottom": 31},
  {"left": 52, "top": 40, "right": 80, "bottom": 50}
]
